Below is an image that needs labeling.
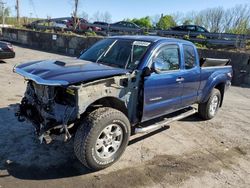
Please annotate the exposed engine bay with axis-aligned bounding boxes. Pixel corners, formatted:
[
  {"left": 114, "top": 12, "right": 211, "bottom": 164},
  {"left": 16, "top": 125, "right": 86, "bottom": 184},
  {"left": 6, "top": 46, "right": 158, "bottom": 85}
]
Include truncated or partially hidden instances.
[{"left": 16, "top": 81, "right": 77, "bottom": 143}]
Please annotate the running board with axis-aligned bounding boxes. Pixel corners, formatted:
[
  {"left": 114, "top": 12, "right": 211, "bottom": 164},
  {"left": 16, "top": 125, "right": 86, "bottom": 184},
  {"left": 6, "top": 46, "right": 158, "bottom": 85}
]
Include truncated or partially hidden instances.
[{"left": 135, "top": 107, "right": 197, "bottom": 134}]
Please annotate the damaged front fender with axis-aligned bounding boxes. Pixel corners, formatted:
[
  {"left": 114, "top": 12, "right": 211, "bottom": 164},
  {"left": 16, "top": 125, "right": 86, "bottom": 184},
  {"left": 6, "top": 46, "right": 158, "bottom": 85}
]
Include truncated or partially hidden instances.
[{"left": 72, "top": 70, "right": 142, "bottom": 124}]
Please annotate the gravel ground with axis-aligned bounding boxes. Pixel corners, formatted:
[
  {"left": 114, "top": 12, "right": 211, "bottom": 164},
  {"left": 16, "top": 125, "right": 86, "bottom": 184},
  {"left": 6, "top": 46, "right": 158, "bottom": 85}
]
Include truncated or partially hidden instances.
[{"left": 0, "top": 45, "right": 250, "bottom": 188}]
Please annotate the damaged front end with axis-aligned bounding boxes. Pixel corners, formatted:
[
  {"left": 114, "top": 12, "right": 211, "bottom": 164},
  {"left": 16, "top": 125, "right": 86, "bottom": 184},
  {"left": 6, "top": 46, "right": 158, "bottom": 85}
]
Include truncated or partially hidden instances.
[
  {"left": 14, "top": 58, "right": 142, "bottom": 144},
  {"left": 16, "top": 81, "right": 77, "bottom": 143}
]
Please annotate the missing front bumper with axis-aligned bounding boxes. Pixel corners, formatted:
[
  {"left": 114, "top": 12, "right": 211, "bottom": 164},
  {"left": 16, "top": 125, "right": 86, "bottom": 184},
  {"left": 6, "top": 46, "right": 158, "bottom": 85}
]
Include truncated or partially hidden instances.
[{"left": 15, "top": 100, "right": 76, "bottom": 144}]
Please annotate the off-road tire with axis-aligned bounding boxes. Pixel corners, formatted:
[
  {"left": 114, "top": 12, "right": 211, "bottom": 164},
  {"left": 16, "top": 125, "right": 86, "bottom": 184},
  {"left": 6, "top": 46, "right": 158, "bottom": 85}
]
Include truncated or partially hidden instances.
[
  {"left": 198, "top": 88, "right": 221, "bottom": 120},
  {"left": 74, "top": 107, "right": 130, "bottom": 171}
]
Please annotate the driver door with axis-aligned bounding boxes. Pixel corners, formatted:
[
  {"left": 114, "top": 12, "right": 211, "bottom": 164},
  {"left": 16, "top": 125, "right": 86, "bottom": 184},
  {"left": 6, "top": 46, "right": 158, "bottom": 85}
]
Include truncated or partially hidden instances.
[{"left": 142, "top": 44, "right": 184, "bottom": 122}]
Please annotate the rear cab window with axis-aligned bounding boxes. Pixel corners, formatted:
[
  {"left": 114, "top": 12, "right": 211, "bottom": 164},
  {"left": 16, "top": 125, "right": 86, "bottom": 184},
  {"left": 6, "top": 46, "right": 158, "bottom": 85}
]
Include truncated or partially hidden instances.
[{"left": 183, "top": 45, "right": 196, "bottom": 69}]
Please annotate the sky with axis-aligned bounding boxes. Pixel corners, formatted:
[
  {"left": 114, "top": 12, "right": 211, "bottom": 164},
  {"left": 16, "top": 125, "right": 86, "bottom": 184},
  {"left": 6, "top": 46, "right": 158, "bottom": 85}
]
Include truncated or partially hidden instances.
[{"left": 6, "top": 0, "right": 250, "bottom": 22}]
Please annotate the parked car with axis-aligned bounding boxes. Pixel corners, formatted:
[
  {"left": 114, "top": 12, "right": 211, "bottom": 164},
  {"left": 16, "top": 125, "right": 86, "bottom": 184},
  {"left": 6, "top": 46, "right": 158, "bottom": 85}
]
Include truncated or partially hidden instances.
[
  {"left": 14, "top": 36, "right": 232, "bottom": 171},
  {"left": 52, "top": 20, "right": 68, "bottom": 29},
  {"left": 93, "top": 21, "right": 109, "bottom": 26},
  {"left": 93, "top": 21, "right": 109, "bottom": 31},
  {"left": 67, "top": 18, "right": 101, "bottom": 31},
  {"left": 110, "top": 21, "right": 142, "bottom": 33},
  {"left": 78, "top": 19, "right": 101, "bottom": 31},
  {"left": 0, "top": 41, "right": 15, "bottom": 59},
  {"left": 171, "top": 25, "right": 209, "bottom": 33},
  {"left": 24, "top": 20, "right": 41, "bottom": 29}
]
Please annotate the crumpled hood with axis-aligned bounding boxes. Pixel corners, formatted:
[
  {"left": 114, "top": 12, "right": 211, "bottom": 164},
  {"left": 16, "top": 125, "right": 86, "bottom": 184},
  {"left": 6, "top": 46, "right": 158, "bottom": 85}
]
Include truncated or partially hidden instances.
[{"left": 14, "top": 58, "right": 129, "bottom": 86}]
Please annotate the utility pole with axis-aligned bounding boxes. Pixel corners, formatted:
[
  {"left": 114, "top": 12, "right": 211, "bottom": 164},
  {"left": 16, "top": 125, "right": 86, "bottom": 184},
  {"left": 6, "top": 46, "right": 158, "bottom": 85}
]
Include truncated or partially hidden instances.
[
  {"left": 0, "top": 0, "right": 6, "bottom": 27},
  {"left": 73, "top": 0, "right": 79, "bottom": 30},
  {"left": 74, "top": 0, "right": 79, "bottom": 18},
  {"left": 15, "top": 0, "right": 20, "bottom": 25}
]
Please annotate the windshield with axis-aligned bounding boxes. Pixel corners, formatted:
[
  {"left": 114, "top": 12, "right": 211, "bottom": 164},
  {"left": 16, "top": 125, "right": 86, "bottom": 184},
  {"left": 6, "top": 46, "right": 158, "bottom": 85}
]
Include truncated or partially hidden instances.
[{"left": 79, "top": 38, "right": 151, "bottom": 69}]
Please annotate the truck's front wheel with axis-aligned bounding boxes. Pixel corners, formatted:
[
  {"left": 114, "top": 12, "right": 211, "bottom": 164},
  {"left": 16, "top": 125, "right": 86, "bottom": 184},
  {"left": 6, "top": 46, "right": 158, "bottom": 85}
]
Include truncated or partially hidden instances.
[{"left": 74, "top": 107, "right": 130, "bottom": 170}]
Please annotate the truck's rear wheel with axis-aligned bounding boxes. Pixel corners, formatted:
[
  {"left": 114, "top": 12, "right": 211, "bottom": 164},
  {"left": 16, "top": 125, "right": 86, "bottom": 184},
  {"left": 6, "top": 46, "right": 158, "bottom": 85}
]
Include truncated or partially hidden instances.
[
  {"left": 198, "top": 88, "right": 221, "bottom": 120},
  {"left": 74, "top": 107, "right": 130, "bottom": 170}
]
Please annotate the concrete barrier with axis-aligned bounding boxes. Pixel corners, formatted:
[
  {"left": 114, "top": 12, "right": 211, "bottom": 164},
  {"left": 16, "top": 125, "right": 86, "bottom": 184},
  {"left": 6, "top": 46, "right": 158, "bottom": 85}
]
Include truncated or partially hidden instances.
[
  {"left": 1, "top": 28, "right": 103, "bottom": 56},
  {"left": 1, "top": 28, "right": 250, "bottom": 86}
]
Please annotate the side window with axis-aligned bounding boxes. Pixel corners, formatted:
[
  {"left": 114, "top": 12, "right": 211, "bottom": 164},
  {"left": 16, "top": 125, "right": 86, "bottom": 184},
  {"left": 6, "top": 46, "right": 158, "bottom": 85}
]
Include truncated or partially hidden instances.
[
  {"left": 186, "top": 26, "right": 196, "bottom": 31},
  {"left": 153, "top": 45, "right": 180, "bottom": 71},
  {"left": 197, "top": 26, "right": 205, "bottom": 32},
  {"left": 183, "top": 45, "right": 196, "bottom": 69}
]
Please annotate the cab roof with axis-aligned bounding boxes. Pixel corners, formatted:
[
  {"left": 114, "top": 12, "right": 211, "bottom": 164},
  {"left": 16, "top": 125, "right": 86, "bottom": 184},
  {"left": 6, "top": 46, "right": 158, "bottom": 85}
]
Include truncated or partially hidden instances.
[{"left": 109, "top": 35, "right": 194, "bottom": 45}]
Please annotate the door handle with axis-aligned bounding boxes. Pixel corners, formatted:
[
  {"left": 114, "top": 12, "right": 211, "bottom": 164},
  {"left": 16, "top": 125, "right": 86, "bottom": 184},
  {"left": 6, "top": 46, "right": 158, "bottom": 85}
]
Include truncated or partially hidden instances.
[{"left": 176, "top": 77, "right": 185, "bottom": 82}]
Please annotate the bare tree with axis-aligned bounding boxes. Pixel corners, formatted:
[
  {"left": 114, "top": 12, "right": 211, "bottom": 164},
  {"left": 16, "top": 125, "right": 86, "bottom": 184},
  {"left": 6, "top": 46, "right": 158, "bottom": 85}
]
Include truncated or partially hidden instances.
[
  {"left": 192, "top": 8, "right": 224, "bottom": 32},
  {"left": 206, "top": 7, "right": 224, "bottom": 32},
  {"left": 150, "top": 14, "right": 161, "bottom": 26},
  {"left": 81, "top": 11, "right": 89, "bottom": 21},
  {"left": 92, "top": 11, "right": 112, "bottom": 23},
  {"left": 191, "top": 4, "right": 250, "bottom": 33},
  {"left": 223, "top": 9, "right": 234, "bottom": 32},
  {"left": 103, "top": 11, "right": 112, "bottom": 23},
  {"left": 181, "top": 11, "right": 197, "bottom": 25},
  {"left": 171, "top": 12, "right": 184, "bottom": 25},
  {"left": 224, "top": 5, "right": 250, "bottom": 33},
  {"left": 92, "top": 11, "right": 101, "bottom": 21}
]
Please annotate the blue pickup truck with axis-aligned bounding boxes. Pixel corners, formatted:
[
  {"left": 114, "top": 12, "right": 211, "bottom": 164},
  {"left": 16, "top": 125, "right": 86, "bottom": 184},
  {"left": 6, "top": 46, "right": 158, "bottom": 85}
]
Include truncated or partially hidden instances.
[{"left": 14, "top": 36, "right": 232, "bottom": 170}]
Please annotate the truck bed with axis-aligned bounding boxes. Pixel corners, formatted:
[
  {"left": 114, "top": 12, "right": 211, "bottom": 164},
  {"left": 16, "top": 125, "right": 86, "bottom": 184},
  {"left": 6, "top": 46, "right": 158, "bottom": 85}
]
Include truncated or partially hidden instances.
[{"left": 198, "top": 64, "right": 232, "bottom": 103}]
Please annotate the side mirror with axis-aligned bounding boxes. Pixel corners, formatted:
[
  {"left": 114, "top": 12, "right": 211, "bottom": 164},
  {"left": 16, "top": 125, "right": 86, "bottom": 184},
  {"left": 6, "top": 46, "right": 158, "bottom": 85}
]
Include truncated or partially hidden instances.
[
  {"left": 142, "top": 67, "right": 151, "bottom": 77},
  {"left": 152, "top": 60, "right": 165, "bottom": 74}
]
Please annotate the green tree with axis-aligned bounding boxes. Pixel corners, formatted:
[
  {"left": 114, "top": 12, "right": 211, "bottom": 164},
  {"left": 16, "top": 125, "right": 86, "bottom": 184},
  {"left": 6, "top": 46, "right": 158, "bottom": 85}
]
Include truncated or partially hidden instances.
[
  {"left": 156, "top": 15, "right": 176, "bottom": 30},
  {"left": 131, "top": 16, "right": 152, "bottom": 28},
  {"left": 227, "top": 20, "right": 250, "bottom": 34}
]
